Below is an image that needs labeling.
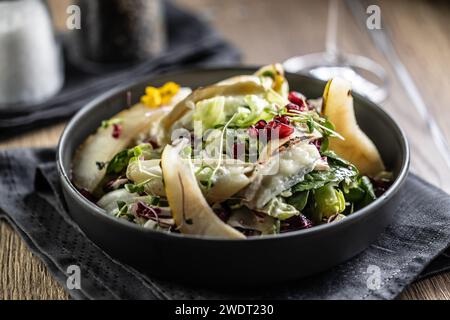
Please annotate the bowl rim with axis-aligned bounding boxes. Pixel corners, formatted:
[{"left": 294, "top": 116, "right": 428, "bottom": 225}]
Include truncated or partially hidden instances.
[{"left": 57, "top": 66, "right": 410, "bottom": 243}]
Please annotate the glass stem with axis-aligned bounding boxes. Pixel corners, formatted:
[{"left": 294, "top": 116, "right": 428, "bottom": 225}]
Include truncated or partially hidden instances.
[{"left": 325, "top": 0, "right": 340, "bottom": 62}]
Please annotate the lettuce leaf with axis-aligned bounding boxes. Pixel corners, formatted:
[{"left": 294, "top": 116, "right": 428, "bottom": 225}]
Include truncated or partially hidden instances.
[
  {"left": 193, "top": 96, "right": 226, "bottom": 129},
  {"left": 312, "top": 183, "right": 346, "bottom": 222},
  {"left": 258, "top": 197, "right": 300, "bottom": 220},
  {"left": 232, "top": 95, "right": 273, "bottom": 128}
]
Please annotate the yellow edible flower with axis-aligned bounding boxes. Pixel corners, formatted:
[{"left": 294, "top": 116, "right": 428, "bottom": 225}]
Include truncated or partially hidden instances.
[
  {"left": 160, "top": 81, "right": 180, "bottom": 105},
  {"left": 140, "top": 82, "right": 180, "bottom": 109},
  {"left": 141, "top": 87, "right": 161, "bottom": 108}
]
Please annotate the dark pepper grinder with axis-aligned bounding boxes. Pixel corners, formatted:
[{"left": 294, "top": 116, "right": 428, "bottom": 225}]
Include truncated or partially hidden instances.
[{"left": 73, "top": 0, "right": 166, "bottom": 64}]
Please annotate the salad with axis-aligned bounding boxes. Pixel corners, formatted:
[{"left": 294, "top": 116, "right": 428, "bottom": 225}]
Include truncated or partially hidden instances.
[{"left": 72, "top": 64, "right": 392, "bottom": 239}]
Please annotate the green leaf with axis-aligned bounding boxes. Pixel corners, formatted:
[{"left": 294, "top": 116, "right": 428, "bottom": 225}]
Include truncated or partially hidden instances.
[
  {"left": 287, "top": 190, "right": 310, "bottom": 212},
  {"left": 292, "top": 149, "right": 359, "bottom": 194},
  {"left": 124, "top": 183, "right": 145, "bottom": 194},
  {"left": 117, "top": 200, "right": 127, "bottom": 211},
  {"left": 320, "top": 136, "right": 329, "bottom": 153},
  {"left": 306, "top": 117, "right": 315, "bottom": 133},
  {"left": 321, "top": 150, "right": 356, "bottom": 169},
  {"left": 106, "top": 144, "right": 155, "bottom": 175},
  {"left": 343, "top": 182, "right": 365, "bottom": 203},
  {"left": 128, "top": 144, "right": 152, "bottom": 163},
  {"left": 115, "top": 200, "right": 130, "bottom": 218},
  {"left": 360, "top": 176, "right": 376, "bottom": 206},
  {"left": 292, "top": 165, "right": 358, "bottom": 193},
  {"left": 342, "top": 176, "right": 377, "bottom": 212},
  {"left": 312, "top": 183, "right": 346, "bottom": 222},
  {"left": 128, "top": 146, "right": 142, "bottom": 163},
  {"left": 101, "top": 118, "right": 123, "bottom": 129},
  {"left": 261, "top": 70, "right": 275, "bottom": 79},
  {"left": 145, "top": 195, "right": 160, "bottom": 206},
  {"left": 321, "top": 118, "right": 335, "bottom": 137},
  {"left": 106, "top": 150, "right": 131, "bottom": 174}
]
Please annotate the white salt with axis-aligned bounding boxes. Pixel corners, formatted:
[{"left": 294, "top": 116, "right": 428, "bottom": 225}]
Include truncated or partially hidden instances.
[{"left": 0, "top": 0, "right": 63, "bottom": 106}]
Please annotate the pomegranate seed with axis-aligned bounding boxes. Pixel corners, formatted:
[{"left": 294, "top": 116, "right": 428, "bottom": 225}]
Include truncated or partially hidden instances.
[
  {"left": 255, "top": 120, "right": 267, "bottom": 129},
  {"left": 214, "top": 207, "right": 231, "bottom": 222},
  {"left": 278, "top": 123, "right": 294, "bottom": 139},
  {"left": 371, "top": 177, "right": 392, "bottom": 197},
  {"left": 264, "top": 120, "right": 293, "bottom": 139},
  {"left": 112, "top": 123, "right": 122, "bottom": 139},
  {"left": 251, "top": 118, "right": 294, "bottom": 140},
  {"left": 288, "top": 91, "right": 306, "bottom": 109},
  {"left": 286, "top": 103, "right": 299, "bottom": 111},
  {"left": 266, "top": 120, "right": 277, "bottom": 128},
  {"left": 286, "top": 102, "right": 306, "bottom": 113},
  {"left": 280, "top": 215, "right": 313, "bottom": 233},
  {"left": 78, "top": 188, "right": 97, "bottom": 203},
  {"left": 312, "top": 139, "right": 322, "bottom": 150},
  {"left": 299, "top": 215, "right": 313, "bottom": 229},
  {"left": 274, "top": 115, "right": 290, "bottom": 125},
  {"left": 148, "top": 140, "right": 159, "bottom": 149}
]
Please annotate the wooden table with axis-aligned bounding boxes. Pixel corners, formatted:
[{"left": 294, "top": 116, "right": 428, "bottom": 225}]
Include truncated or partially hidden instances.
[{"left": 1, "top": 0, "right": 449, "bottom": 300}]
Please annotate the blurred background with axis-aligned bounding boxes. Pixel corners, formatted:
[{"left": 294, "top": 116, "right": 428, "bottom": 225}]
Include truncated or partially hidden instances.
[{"left": 1, "top": 0, "right": 450, "bottom": 299}]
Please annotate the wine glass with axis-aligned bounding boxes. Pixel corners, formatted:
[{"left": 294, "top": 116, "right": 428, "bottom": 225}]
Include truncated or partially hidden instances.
[{"left": 283, "top": 0, "right": 388, "bottom": 104}]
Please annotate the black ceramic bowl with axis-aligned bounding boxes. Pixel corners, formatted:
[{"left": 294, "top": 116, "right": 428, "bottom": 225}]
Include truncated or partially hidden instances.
[{"left": 57, "top": 68, "right": 409, "bottom": 287}]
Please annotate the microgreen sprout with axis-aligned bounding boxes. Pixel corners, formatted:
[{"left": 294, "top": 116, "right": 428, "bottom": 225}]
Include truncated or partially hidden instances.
[{"left": 206, "top": 114, "right": 237, "bottom": 189}]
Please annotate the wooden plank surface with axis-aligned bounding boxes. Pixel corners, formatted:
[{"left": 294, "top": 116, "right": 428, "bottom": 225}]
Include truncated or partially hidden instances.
[{"left": 1, "top": 0, "right": 449, "bottom": 300}]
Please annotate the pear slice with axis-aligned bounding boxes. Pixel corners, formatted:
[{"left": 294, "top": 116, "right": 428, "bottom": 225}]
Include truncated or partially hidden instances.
[
  {"left": 322, "top": 78, "right": 385, "bottom": 176},
  {"left": 73, "top": 104, "right": 163, "bottom": 193},
  {"left": 73, "top": 88, "right": 191, "bottom": 193},
  {"left": 161, "top": 141, "right": 245, "bottom": 239},
  {"left": 216, "top": 75, "right": 262, "bottom": 86}
]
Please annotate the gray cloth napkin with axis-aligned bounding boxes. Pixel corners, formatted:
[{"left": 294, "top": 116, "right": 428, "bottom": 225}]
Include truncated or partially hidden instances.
[{"left": 1, "top": 148, "right": 450, "bottom": 300}]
